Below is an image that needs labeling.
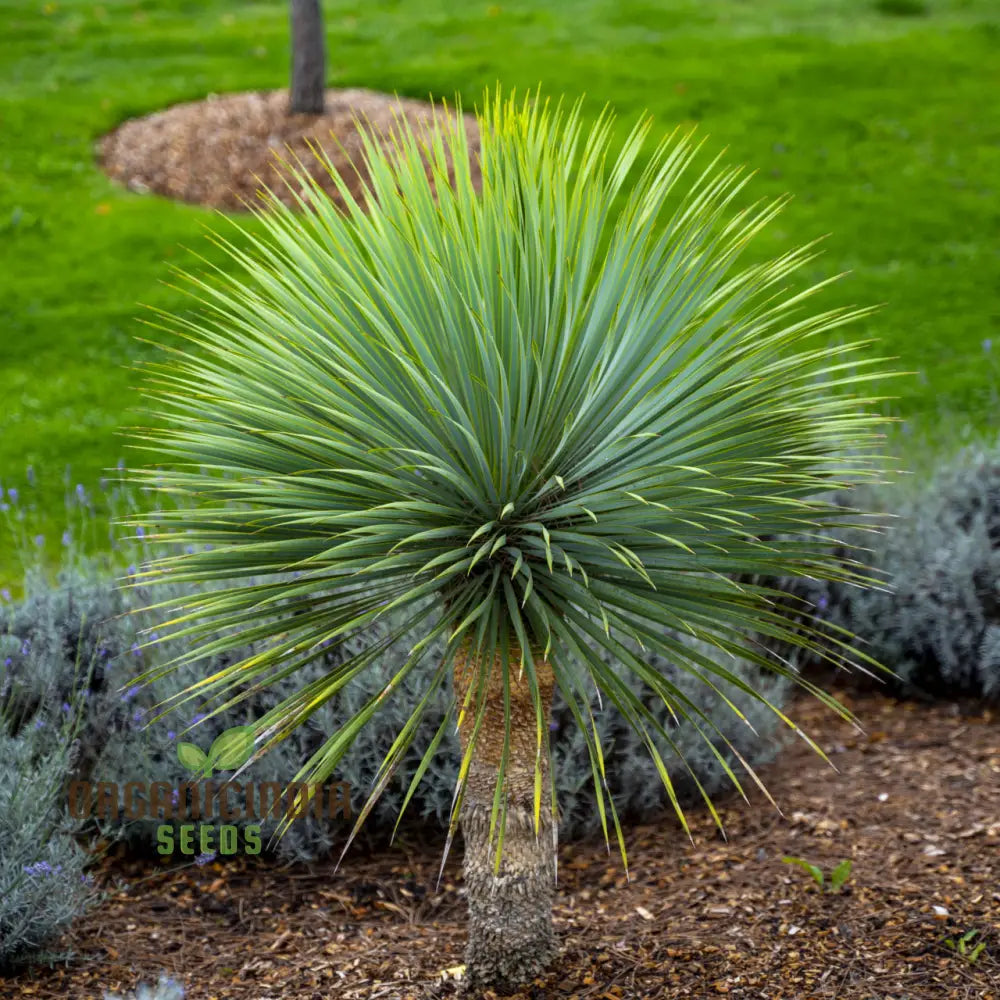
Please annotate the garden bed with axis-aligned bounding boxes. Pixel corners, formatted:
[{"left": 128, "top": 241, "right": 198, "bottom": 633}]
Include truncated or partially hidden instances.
[
  {"left": 8, "top": 688, "right": 998, "bottom": 999},
  {"left": 99, "top": 88, "right": 480, "bottom": 211}
]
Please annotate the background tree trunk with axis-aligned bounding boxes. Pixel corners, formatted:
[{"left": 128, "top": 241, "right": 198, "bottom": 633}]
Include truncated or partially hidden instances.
[
  {"left": 453, "top": 644, "right": 559, "bottom": 991},
  {"left": 288, "top": 0, "right": 326, "bottom": 114}
]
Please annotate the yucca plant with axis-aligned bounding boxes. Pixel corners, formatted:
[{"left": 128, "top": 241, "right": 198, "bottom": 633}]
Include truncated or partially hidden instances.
[{"left": 131, "top": 92, "right": 895, "bottom": 990}]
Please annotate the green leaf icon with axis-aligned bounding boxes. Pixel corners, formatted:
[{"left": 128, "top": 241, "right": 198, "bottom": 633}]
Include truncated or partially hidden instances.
[
  {"left": 177, "top": 741, "right": 209, "bottom": 776},
  {"left": 209, "top": 726, "right": 255, "bottom": 772}
]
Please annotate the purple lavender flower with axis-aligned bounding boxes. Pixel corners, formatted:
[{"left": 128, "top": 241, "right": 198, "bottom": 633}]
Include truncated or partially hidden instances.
[
  {"left": 167, "top": 730, "right": 177, "bottom": 741},
  {"left": 34, "top": 718, "right": 45, "bottom": 729},
  {"left": 62, "top": 702, "right": 71, "bottom": 713},
  {"left": 21, "top": 639, "right": 30, "bottom": 655},
  {"left": 127, "top": 564, "right": 136, "bottom": 576},
  {"left": 62, "top": 529, "right": 72, "bottom": 547},
  {"left": 33, "top": 534, "right": 44, "bottom": 547},
  {"left": 122, "top": 684, "right": 141, "bottom": 702},
  {"left": 0, "top": 589, "right": 9, "bottom": 603},
  {"left": 190, "top": 712, "right": 207, "bottom": 725},
  {"left": 136, "top": 525, "right": 145, "bottom": 538},
  {"left": 75, "top": 484, "right": 86, "bottom": 502},
  {"left": 3, "top": 658, "right": 11, "bottom": 667},
  {"left": 7, "top": 487, "right": 18, "bottom": 505},
  {"left": 984, "top": 338, "right": 993, "bottom": 353},
  {"left": 184, "top": 544, "right": 195, "bottom": 555},
  {"left": 170, "top": 788, "right": 180, "bottom": 807},
  {"left": 131, "top": 643, "right": 142, "bottom": 658},
  {"left": 23, "top": 861, "right": 58, "bottom": 876},
  {"left": 194, "top": 851, "right": 217, "bottom": 866},
  {"left": 817, "top": 595, "right": 829, "bottom": 612}
]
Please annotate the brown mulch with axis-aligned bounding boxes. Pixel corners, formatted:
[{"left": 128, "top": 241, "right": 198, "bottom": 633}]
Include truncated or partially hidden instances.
[
  {"left": 6, "top": 690, "right": 999, "bottom": 1000},
  {"left": 99, "top": 88, "right": 481, "bottom": 211}
]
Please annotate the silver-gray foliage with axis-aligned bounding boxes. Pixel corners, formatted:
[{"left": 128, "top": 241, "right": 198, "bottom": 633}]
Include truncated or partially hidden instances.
[
  {"left": 104, "top": 974, "right": 185, "bottom": 1000},
  {"left": 0, "top": 698, "right": 98, "bottom": 970},
  {"left": 3, "top": 556, "right": 791, "bottom": 862},
  {"left": 775, "top": 440, "right": 1000, "bottom": 701}
]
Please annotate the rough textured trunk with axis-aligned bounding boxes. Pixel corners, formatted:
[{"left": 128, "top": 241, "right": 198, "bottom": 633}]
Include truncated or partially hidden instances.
[
  {"left": 288, "top": 0, "right": 326, "bottom": 114},
  {"left": 453, "top": 643, "right": 559, "bottom": 991}
]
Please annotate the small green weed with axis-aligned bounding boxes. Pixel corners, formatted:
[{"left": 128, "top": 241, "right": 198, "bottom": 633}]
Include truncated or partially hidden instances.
[
  {"left": 782, "top": 856, "right": 853, "bottom": 893},
  {"left": 944, "top": 929, "right": 987, "bottom": 964}
]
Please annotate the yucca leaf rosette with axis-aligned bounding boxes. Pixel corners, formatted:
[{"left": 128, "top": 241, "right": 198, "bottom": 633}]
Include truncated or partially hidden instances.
[{"left": 131, "top": 92, "right": 895, "bottom": 871}]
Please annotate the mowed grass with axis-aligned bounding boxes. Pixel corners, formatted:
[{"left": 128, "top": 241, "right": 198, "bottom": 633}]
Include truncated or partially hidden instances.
[{"left": 1, "top": 0, "right": 998, "bottom": 584}]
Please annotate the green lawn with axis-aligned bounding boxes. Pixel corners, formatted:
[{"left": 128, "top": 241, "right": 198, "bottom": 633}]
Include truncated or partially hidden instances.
[{"left": 1, "top": 0, "right": 998, "bottom": 583}]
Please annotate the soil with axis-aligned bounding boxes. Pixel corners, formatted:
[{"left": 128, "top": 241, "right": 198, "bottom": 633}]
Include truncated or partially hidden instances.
[
  {"left": 98, "top": 89, "right": 481, "bottom": 212},
  {"left": 6, "top": 688, "right": 999, "bottom": 1000}
]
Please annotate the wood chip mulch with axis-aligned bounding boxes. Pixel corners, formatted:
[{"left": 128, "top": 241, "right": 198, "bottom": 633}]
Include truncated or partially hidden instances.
[
  {"left": 98, "top": 88, "right": 481, "bottom": 211},
  {"left": 6, "top": 689, "right": 999, "bottom": 1000}
]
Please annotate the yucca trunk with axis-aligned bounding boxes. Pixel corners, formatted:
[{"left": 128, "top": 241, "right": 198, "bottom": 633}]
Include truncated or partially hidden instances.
[{"left": 453, "top": 644, "right": 559, "bottom": 990}]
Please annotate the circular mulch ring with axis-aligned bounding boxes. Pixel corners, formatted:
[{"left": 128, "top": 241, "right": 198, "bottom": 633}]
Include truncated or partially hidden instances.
[{"left": 99, "top": 88, "right": 481, "bottom": 212}]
